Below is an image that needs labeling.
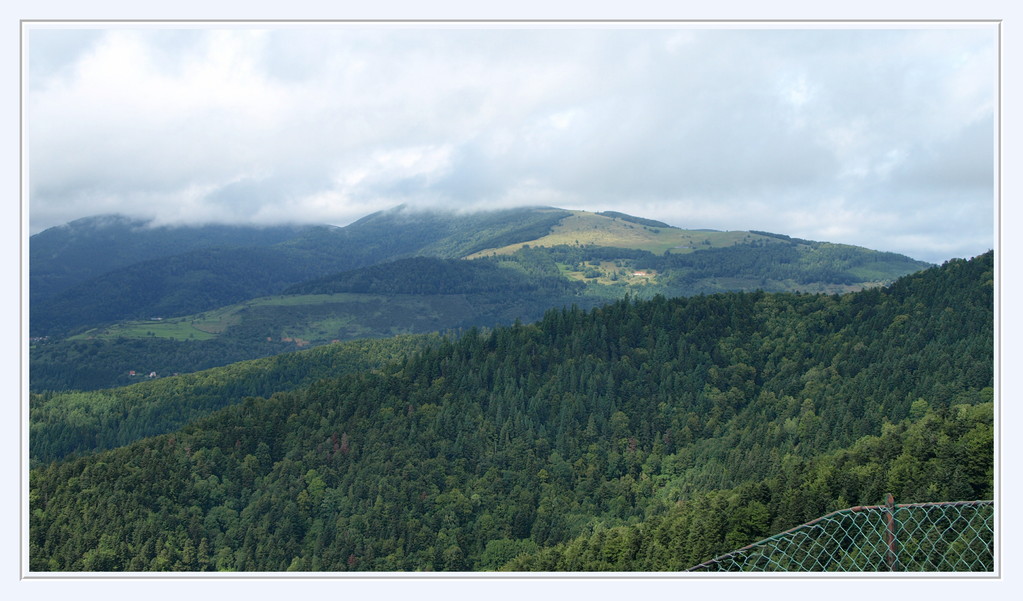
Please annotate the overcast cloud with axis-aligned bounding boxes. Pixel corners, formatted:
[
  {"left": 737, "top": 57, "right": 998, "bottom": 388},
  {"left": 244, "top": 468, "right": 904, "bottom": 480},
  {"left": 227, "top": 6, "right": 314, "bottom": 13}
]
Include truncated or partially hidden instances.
[{"left": 27, "top": 24, "right": 996, "bottom": 264}]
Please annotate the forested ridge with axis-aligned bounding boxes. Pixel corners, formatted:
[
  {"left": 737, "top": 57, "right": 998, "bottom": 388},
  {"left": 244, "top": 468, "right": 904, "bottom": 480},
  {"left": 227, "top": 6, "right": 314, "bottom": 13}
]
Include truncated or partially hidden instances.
[
  {"left": 29, "top": 256, "right": 587, "bottom": 393},
  {"left": 284, "top": 256, "right": 582, "bottom": 296},
  {"left": 30, "top": 335, "right": 302, "bottom": 393},
  {"left": 28, "top": 252, "right": 992, "bottom": 572},
  {"left": 31, "top": 207, "right": 931, "bottom": 393},
  {"left": 32, "top": 246, "right": 334, "bottom": 336},
  {"left": 30, "top": 216, "right": 315, "bottom": 303},
  {"left": 30, "top": 207, "right": 572, "bottom": 338},
  {"left": 30, "top": 334, "right": 441, "bottom": 465}
]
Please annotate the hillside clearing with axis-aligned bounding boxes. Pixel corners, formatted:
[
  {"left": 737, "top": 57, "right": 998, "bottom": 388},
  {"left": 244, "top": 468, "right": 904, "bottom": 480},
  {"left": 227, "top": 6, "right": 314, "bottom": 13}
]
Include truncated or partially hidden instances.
[{"left": 465, "top": 210, "right": 780, "bottom": 257}]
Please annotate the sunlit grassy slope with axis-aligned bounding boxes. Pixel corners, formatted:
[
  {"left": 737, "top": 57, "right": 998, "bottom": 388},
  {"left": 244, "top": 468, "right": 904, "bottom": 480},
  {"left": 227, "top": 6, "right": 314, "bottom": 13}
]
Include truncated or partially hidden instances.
[{"left": 465, "top": 210, "right": 781, "bottom": 258}]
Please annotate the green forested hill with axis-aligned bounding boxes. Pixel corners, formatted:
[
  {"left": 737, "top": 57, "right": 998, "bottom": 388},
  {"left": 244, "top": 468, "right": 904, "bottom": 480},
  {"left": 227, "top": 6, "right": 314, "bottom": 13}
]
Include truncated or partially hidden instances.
[
  {"left": 30, "top": 334, "right": 441, "bottom": 465},
  {"left": 29, "top": 252, "right": 993, "bottom": 572},
  {"left": 283, "top": 256, "right": 581, "bottom": 296},
  {"left": 32, "top": 245, "right": 332, "bottom": 337},
  {"left": 29, "top": 256, "right": 591, "bottom": 392},
  {"left": 503, "top": 400, "right": 993, "bottom": 571},
  {"left": 29, "top": 215, "right": 315, "bottom": 303},
  {"left": 30, "top": 207, "right": 932, "bottom": 392},
  {"left": 32, "top": 232, "right": 931, "bottom": 392},
  {"left": 30, "top": 336, "right": 301, "bottom": 392},
  {"left": 30, "top": 206, "right": 572, "bottom": 338},
  {"left": 31, "top": 206, "right": 929, "bottom": 340}
]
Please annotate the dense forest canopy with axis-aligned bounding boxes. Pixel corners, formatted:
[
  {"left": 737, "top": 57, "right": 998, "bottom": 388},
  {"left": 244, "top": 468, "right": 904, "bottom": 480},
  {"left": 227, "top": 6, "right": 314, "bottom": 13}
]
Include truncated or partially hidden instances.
[
  {"left": 29, "top": 335, "right": 441, "bottom": 465},
  {"left": 29, "top": 252, "right": 993, "bottom": 572}
]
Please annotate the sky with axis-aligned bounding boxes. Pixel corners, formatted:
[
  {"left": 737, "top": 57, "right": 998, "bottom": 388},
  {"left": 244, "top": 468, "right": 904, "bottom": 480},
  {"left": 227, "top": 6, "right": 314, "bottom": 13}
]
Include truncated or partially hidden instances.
[{"left": 25, "top": 24, "right": 997, "bottom": 264}]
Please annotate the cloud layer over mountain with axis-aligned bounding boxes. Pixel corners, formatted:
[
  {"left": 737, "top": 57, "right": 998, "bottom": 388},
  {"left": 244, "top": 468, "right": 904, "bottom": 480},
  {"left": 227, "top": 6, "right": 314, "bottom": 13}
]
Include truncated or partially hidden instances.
[{"left": 28, "top": 25, "right": 996, "bottom": 263}]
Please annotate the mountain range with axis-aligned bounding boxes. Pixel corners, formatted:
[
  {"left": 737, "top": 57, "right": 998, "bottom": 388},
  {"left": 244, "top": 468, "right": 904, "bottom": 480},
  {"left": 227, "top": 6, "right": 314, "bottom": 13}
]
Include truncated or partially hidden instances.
[{"left": 30, "top": 206, "right": 932, "bottom": 392}]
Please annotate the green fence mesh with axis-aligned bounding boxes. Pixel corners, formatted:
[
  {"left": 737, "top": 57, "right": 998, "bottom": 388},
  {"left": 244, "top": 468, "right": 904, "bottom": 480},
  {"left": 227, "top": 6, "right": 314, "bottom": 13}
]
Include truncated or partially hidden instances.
[{"left": 687, "top": 498, "right": 994, "bottom": 572}]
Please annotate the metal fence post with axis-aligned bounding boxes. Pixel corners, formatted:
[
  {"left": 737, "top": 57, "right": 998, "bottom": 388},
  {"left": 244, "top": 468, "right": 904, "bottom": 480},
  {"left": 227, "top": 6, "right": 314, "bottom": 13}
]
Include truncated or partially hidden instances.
[{"left": 885, "top": 493, "right": 899, "bottom": 571}]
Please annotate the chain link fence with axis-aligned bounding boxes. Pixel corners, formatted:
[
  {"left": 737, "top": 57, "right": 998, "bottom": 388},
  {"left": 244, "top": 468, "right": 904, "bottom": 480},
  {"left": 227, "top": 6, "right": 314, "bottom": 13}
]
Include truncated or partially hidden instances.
[{"left": 688, "top": 496, "right": 994, "bottom": 572}]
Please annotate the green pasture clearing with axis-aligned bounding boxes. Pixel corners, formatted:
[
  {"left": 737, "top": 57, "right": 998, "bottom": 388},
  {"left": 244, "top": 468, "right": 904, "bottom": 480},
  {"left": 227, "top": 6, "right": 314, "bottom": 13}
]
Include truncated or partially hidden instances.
[
  {"left": 71, "top": 294, "right": 389, "bottom": 342},
  {"left": 466, "top": 210, "right": 778, "bottom": 257},
  {"left": 72, "top": 320, "right": 217, "bottom": 341},
  {"left": 68, "top": 293, "right": 486, "bottom": 346},
  {"left": 241, "top": 294, "right": 363, "bottom": 307},
  {"left": 558, "top": 260, "right": 660, "bottom": 287}
]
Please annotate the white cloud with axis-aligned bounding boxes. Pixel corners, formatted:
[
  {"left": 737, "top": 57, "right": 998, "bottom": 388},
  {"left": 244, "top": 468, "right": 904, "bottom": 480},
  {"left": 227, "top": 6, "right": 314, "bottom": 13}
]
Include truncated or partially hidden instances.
[{"left": 27, "top": 25, "right": 995, "bottom": 264}]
